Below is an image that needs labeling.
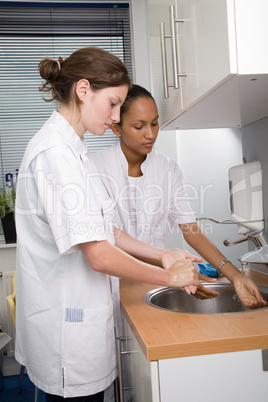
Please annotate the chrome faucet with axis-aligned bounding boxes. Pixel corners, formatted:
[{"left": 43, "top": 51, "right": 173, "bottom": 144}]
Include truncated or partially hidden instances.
[
  {"left": 238, "top": 230, "right": 268, "bottom": 264},
  {"left": 224, "top": 229, "right": 268, "bottom": 264}
]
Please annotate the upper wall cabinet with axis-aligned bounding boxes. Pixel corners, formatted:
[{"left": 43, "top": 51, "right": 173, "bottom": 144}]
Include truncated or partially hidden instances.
[{"left": 148, "top": 0, "right": 268, "bottom": 129}]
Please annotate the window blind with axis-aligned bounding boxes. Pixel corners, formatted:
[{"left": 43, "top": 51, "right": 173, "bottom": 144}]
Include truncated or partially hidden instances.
[{"left": 0, "top": 1, "right": 132, "bottom": 189}]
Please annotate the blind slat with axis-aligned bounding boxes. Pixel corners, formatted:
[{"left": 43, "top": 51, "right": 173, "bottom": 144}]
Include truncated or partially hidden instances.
[{"left": 0, "top": 2, "right": 132, "bottom": 189}]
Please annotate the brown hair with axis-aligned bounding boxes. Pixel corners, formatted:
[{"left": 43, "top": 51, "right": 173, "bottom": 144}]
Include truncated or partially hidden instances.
[{"left": 39, "top": 47, "right": 131, "bottom": 104}]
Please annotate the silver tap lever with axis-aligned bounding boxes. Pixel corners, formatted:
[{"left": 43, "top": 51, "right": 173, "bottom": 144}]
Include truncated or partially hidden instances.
[{"left": 223, "top": 235, "right": 249, "bottom": 247}]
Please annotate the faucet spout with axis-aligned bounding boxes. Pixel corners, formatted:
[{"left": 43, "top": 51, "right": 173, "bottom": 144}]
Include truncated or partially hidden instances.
[
  {"left": 238, "top": 230, "right": 268, "bottom": 265},
  {"left": 238, "top": 245, "right": 268, "bottom": 264}
]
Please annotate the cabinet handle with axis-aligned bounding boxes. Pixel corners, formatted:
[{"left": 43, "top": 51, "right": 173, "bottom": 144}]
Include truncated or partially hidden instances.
[
  {"left": 115, "top": 338, "right": 124, "bottom": 402},
  {"left": 160, "top": 5, "right": 186, "bottom": 98},
  {"left": 169, "top": 4, "right": 179, "bottom": 89},
  {"left": 115, "top": 337, "right": 138, "bottom": 402},
  {"left": 160, "top": 22, "right": 169, "bottom": 98}
]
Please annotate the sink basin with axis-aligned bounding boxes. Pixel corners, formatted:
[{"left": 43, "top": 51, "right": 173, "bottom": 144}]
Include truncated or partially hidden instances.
[{"left": 143, "top": 283, "right": 268, "bottom": 314}]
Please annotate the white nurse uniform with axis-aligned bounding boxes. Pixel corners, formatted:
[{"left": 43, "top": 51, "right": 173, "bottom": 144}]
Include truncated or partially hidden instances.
[{"left": 15, "top": 111, "right": 116, "bottom": 398}]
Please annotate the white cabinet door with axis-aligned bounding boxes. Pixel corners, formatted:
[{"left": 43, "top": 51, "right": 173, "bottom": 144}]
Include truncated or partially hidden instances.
[
  {"left": 148, "top": 0, "right": 183, "bottom": 127},
  {"left": 177, "top": 0, "right": 236, "bottom": 110},
  {"left": 148, "top": 0, "right": 236, "bottom": 126},
  {"left": 158, "top": 350, "right": 268, "bottom": 402}
]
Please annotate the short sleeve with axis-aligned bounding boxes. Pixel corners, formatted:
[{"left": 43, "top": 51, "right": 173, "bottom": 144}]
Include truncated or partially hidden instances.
[
  {"left": 167, "top": 160, "right": 196, "bottom": 225},
  {"left": 28, "top": 144, "right": 108, "bottom": 254}
]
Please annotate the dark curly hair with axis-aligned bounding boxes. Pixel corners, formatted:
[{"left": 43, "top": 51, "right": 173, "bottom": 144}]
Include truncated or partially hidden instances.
[{"left": 117, "top": 84, "right": 156, "bottom": 126}]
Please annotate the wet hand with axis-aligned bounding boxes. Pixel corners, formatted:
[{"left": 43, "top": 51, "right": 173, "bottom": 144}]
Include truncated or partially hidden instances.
[
  {"left": 161, "top": 248, "right": 203, "bottom": 270},
  {"left": 198, "top": 273, "right": 218, "bottom": 283},
  {"left": 183, "top": 272, "right": 218, "bottom": 296},
  {"left": 233, "top": 275, "right": 268, "bottom": 309},
  {"left": 191, "top": 283, "right": 220, "bottom": 300},
  {"left": 167, "top": 259, "right": 200, "bottom": 293}
]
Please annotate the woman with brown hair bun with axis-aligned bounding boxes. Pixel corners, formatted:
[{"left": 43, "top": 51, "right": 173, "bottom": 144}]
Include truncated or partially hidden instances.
[{"left": 15, "top": 48, "right": 201, "bottom": 402}]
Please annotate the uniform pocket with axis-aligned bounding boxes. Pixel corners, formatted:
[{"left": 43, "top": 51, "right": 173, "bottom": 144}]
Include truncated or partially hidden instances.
[{"left": 63, "top": 303, "right": 116, "bottom": 386}]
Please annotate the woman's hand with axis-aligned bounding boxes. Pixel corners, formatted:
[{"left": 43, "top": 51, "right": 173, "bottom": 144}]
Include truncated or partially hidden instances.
[
  {"left": 167, "top": 259, "right": 200, "bottom": 293},
  {"left": 189, "top": 273, "right": 219, "bottom": 300},
  {"left": 161, "top": 248, "right": 203, "bottom": 270},
  {"left": 233, "top": 275, "right": 268, "bottom": 309},
  {"left": 192, "top": 283, "right": 220, "bottom": 300},
  {"left": 162, "top": 249, "right": 208, "bottom": 295},
  {"left": 198, "top": 273, "right": 217, "bottom": 283}
]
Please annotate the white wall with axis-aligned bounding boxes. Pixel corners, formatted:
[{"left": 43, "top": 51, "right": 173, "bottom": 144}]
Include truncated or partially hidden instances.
[{"left": 156, "top": 127, "right": 250, "bottom": 267}]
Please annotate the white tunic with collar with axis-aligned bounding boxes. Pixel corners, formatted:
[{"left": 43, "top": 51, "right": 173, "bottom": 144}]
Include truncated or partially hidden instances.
[
  {"left": 15, "top": 111, "right": 116, "bottom": 397},
  {"left": 93, "top": 142, "right": 196, "bottom": 248}
]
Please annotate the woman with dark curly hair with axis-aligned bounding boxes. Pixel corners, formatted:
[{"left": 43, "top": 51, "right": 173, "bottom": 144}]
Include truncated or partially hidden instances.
[{"left": 94, "top": 84, "right": 267, "bottom": 311}]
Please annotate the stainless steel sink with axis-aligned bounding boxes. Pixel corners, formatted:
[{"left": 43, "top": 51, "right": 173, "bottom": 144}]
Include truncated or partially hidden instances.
[{"left": 143, "top": 283, "right": 268, "bottom": 314}]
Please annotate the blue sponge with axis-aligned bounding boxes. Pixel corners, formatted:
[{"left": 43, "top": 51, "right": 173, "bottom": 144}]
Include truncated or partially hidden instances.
[{"left": 198, "top": 263, "right": 220, "bottom": 277}]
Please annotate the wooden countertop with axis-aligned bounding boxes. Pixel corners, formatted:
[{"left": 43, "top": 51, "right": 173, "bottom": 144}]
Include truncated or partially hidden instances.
[{"left": 120, "top": 269, "right": 268, "bottom": 361}]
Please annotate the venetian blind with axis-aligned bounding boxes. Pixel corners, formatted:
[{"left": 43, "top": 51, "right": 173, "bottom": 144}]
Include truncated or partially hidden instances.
[{"left": 0, "top": 1, "right": 132, "bottom": 188}]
